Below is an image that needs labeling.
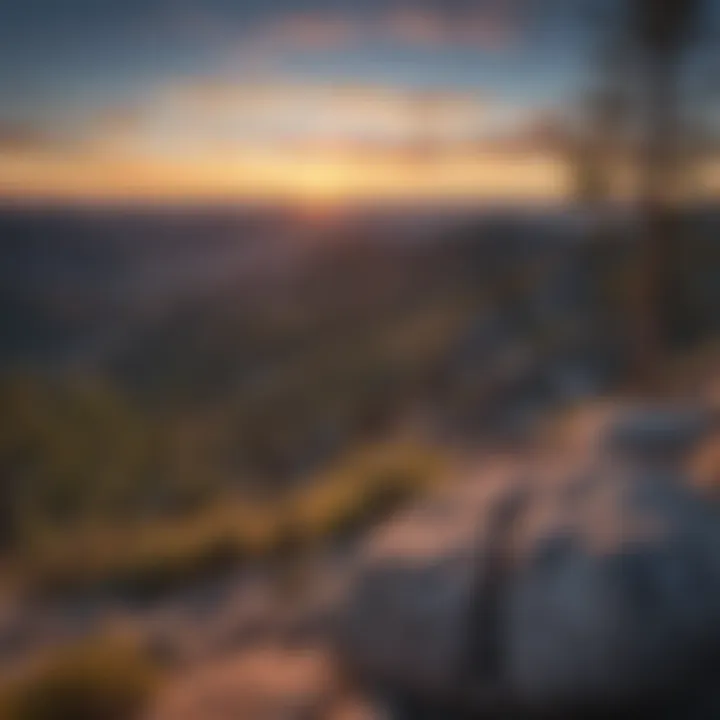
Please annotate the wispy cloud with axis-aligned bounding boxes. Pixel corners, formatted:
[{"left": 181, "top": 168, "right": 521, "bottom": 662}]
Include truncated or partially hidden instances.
[
  {"left": 0, "top": 123, "right": 62, "bottom": 154},
  {"left": 148, "top": 80, "right": 492, "bottom": 152},
  {"left": 0, "top": 81, "right": 571, "bottom": 204},
  {"left": 382, "top": 4, "right": 520, "bottom": 49},
  {"left": 270, "top": 12, "right": 359, "bottom": 50},
  {"left": 1, "top": 81, "right": 565, "bottom": 164},
  {"left": 171, "top": 2, "right": 523, "bottom": 73}
]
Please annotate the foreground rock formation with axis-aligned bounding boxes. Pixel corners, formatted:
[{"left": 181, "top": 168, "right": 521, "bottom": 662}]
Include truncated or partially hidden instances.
[{"left": 338, "top": 404, "right": 720, "bottom": 718}]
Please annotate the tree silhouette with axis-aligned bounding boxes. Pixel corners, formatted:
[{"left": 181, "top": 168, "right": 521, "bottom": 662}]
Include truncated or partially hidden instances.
[
  {"left": 628, "top": 0, "right": 705, "bottom": 372},
  {"left": 581, "top": 0, "right": 712, "bottom": 373}
]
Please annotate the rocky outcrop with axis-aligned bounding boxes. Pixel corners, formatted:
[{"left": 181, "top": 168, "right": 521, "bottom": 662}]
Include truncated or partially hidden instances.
[{"left": 337, "top": 404, "right": 720, "bottom": 717}]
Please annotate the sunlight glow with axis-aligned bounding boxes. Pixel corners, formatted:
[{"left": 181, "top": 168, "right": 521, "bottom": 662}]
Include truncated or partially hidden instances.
[{"left": 0, "top": 150, "right": 571, "bottom": 203}]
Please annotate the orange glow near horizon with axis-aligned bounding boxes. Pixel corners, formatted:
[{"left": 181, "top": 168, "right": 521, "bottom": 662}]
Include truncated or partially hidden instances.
[
  {"left": 0, "top": 78, "right": 576, "bottom": 205},
  {"left": 0, "top": 149, "right": 571, "bottom": 204}
]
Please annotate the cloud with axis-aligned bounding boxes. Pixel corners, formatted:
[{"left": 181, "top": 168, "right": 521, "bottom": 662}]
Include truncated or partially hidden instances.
[
  {"left": 94, "top": 108, "right": 144, "bottom": 136},
  {"left": 271, "top": 12, "right": 359, "bottom": 51},
  {"left": 480, "top": 113, "right": 575, "bottom": 155},
  {"left": 383, "top": 5, "right": 519, "bottom": 49},
  {"left": 154, "top": 80, "right": 490, "bottom": 149},
  {"left": 0, "top": 148, "right": 570, "bottom": 203},
  {"left": 3, "top": 82, "right": 559, "bottom": 168},
  {"left": 0, "top": 112, "right": 144, "bottom": 158},
  {"left": 0, "top": 123, "right": 61, "bottom": 154},
  {"left": 385, "top": 8, "right": 450, "bottom": 45},
  {"left": 184, "top": 3, "right": 523, "bottom": 73},
  {"left": 0, "top": 101, "right": 571, "bottom": 203}
]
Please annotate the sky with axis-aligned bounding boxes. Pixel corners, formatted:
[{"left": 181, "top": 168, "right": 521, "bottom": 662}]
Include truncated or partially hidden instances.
[{"left": 0, "top": 0, "right": 709, "bottom": 203}]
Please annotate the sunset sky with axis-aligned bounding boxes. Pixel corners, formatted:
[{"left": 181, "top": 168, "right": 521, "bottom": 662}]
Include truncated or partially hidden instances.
[{"left": 1, "top": 0, "right": 712, "bottom": 203}]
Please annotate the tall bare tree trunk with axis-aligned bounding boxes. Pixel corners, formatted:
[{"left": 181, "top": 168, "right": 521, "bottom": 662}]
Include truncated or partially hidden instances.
[
  {"left": 628, "top": 0, "right": 703, "bottom": 381},
  {"left": 635, "top": 52, "right": 679, "bottom": 378}
]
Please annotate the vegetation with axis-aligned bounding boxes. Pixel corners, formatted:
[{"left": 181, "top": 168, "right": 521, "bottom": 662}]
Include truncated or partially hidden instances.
[
  {"left": 0, "top": 637, "right": 159, "bottom": 720},
  {"left": 0, "top": 371, "right": 446, "bottom": 598},
  {"left": 1, "top": 201, "right": 716, "bottom": 601},
  {"left": 0, "top": 247, "right": 467, "bottom": 598}
]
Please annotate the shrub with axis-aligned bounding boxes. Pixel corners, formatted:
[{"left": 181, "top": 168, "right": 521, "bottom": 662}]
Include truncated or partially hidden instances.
[
  {"left": 293, "top": 443, "right": 446, "bottom": 544},
  {"left": 10, "top": 442, "right": 446, "bottom": 600},
  {"left": 0, "top": 638, "right": 160, "bottom": 720}
]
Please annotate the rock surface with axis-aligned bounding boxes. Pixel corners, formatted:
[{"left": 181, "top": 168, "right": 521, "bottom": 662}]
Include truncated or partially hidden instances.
[{"left": 338, "top": 404, "right": 720, "bottom": 716}]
